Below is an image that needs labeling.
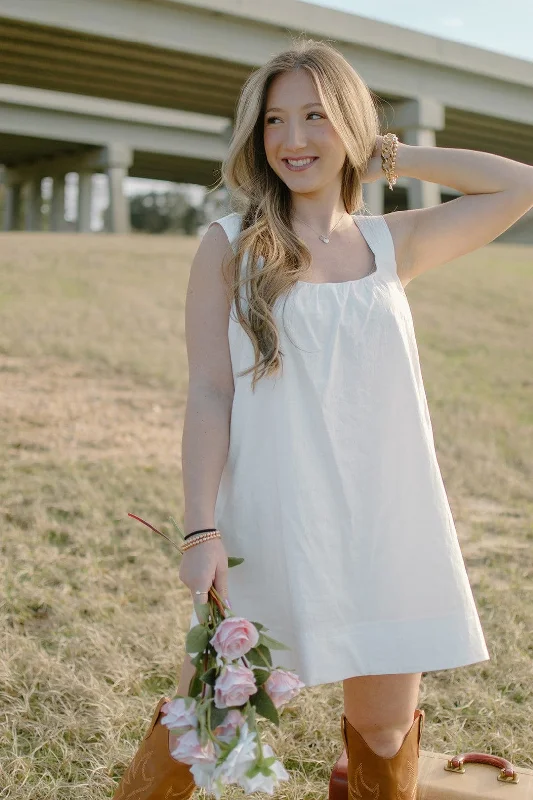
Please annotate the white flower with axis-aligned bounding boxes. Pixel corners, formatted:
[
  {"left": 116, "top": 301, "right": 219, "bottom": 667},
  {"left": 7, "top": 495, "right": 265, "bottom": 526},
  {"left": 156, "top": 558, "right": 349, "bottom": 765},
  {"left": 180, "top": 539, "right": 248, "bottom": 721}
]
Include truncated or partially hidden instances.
[
  {"left": 238, "top": 744, "right": 290, "bottom": 795},
  {"left": 189, "top": 762, "right": 226, "bottom": 800},
  {"left": 217, "top": 720, "right": 259, "bottom": 783},
  {"left": 188, "top": 720, "right": 259, "bottom": 798}
]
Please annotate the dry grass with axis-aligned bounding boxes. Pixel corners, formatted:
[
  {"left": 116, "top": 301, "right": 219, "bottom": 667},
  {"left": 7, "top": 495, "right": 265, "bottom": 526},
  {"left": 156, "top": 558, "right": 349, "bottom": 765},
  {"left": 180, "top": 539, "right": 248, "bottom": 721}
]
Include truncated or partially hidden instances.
[{"left": 0, "top": 232, "right": 532, "bottom": 799}]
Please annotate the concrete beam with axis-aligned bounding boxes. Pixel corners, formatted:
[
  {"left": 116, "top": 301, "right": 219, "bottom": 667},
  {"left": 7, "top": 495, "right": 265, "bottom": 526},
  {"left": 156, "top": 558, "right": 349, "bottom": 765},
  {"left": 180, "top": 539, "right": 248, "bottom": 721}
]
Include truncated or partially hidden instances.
[
  {"left": 0, "top": 86, "right": 230, "bottom": 166},
  {"left": 0, "top": 84, "right": 230, "bottom": 132},
  {"left": 1, "top": 2, "right": 533, "bottom": 127},
  {"left": 2, "top": 0, "right": 532, "bottom": 92},
  {"left": 6, "top": 149, "right": 106, "bottom": 183}
]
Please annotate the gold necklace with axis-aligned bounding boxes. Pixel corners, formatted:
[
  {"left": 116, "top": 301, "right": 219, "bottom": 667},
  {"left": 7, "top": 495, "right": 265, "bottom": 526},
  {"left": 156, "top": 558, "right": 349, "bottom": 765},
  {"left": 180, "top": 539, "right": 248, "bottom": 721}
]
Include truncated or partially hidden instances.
[{"left": 292, "top": 212, "right": 346, "bottom": 243}]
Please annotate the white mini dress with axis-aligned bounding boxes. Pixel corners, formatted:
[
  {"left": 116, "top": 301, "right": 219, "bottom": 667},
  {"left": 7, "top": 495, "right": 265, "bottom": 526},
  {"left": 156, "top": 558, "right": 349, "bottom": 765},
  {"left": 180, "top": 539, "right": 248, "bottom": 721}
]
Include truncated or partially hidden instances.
[{"left": 188, "top": 211, "right": 490, "bottom": 687}]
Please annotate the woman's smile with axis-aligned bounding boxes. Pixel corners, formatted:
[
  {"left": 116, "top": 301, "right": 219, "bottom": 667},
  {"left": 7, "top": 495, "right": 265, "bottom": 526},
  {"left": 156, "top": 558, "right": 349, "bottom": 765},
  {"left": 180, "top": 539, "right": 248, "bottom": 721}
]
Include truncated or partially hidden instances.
[{"left": 282, "top": 156, "right": 319, "bottom": 172}]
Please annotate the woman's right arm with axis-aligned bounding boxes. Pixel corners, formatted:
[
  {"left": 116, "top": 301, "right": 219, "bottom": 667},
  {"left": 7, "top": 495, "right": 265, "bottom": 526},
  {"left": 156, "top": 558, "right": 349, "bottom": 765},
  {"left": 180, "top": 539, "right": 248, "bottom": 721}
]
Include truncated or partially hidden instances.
[{"left": 179, "top": 222, "right": 235, "bottom": 603}]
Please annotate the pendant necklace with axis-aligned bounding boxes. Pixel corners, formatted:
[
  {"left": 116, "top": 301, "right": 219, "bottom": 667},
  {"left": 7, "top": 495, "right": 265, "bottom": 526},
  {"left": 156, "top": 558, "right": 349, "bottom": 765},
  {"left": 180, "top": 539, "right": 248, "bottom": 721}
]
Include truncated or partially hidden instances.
[{"left": 292, "top": 212, "right": 345, "bottom": 243}]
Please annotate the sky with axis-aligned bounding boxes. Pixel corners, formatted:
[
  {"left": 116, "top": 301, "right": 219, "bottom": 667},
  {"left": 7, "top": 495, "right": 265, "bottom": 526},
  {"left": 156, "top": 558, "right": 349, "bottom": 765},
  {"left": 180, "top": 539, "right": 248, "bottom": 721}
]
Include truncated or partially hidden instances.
[
  {"left": 302, "top": 0, "right": 533, "bottom": 63},
  {"left": 80, "top": 0, "right": 532, "bottom": 228}
]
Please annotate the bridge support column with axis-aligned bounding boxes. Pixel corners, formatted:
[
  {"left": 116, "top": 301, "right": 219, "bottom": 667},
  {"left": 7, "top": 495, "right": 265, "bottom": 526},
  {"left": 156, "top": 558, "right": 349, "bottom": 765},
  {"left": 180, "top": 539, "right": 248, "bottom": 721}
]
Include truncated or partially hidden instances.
[
  {"left": 23, "top": 178, "right": 42, "bottom": 231},
  {"left": 106, "top": 143, "right": 133, "bottom": 233},
  {"left": 50, "top": 175, "right": 66, "bottom": 231},
  {"left": 402, "top": 127, "right": 442, "bottom": 209},
  {"left": 2, "top": 181, "right": 22, "bottom": 231},
  {"left": 391, "top": 97, "right": 446, "bottom": 209},
  {"left": 77, "top": 171, "right": 93, "bottom": 232}
]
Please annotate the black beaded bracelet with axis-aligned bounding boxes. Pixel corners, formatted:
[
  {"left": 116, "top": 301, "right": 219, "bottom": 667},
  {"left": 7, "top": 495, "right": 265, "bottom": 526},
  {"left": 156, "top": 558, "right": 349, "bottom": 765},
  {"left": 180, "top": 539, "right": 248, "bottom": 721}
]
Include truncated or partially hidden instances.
[{"left": 184, "top": 528, "right": 218, "bottom": 541}]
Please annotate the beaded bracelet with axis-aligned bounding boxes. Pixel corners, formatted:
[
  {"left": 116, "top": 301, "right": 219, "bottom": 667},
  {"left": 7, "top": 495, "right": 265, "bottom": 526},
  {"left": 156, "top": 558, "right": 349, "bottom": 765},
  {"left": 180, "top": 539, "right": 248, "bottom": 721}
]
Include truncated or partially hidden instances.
[
  {"left": 181, "top": 533, "right": 218, "bottom": 552},
  {"left": 182, "top": 530, "right": 221, "bottom": 551}
]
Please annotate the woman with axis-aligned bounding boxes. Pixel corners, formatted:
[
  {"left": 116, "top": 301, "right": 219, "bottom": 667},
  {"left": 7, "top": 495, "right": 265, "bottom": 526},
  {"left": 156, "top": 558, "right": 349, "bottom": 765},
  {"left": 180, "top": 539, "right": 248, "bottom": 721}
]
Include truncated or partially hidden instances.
[{"left": 114, "top": 39, "right": 533, "bottom": 799}]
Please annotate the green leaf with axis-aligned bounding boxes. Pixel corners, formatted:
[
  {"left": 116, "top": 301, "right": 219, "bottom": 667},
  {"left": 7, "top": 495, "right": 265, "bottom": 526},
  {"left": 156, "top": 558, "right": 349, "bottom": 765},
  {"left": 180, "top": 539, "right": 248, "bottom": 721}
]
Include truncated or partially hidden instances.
[
  {"left": 200, "top": 667, "right": 218, "bottom": 687},
  {"left": 257, "top": 643, "right": 272, "bottom": 666},
  {"left": 249, "top": 687, "right": 279, "bottom": 726},
  {"left": 185, "top": 624, "right": 209, "bottom": 655},
  {"left": 259, "top": 632, "right": 290, "bottom": 651},
  {"left": 189, "top": 651, "right": 204, "bottom": 669},
  {"left": 253, "top": 668, "right": 270, "bottom": 686},
  {"left": 209, "top": 705, "right": 228, "bottom": 730},
  {"left": 244, "top": 762, "right": 262, "bottom": 779},
  {"left": 228, "top": 556, "right": 244, "bottom": 567},
  {"left": 243, "top": 647, "right": 267, "bottom": 668},
  {"left": 187, "top": 671, "right": 203, "bottom": 698},
  {"left": 250, "top": 621, "right": 265, "bottom": 631},
  {"left": 194, "top": 602, "right": 211, "bottom": 625}
]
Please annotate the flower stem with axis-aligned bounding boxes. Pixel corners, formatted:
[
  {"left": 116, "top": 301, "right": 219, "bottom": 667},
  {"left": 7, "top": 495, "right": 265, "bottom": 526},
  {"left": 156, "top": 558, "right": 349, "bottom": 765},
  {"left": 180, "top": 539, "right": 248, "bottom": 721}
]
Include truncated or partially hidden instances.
[
  {"left": 209, "top": 586, "right": 231, "bottom": 616},
  {"left": 247, "top": 704, "right": 264, "bottom": 762}
]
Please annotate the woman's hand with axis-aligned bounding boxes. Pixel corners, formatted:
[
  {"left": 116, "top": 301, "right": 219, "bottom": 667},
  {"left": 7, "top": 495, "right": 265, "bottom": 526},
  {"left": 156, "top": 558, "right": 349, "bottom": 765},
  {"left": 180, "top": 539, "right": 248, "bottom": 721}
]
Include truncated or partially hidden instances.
[
  {"left": 361, "top": 134, "right": 384, "bottom": 184},
  {"left": 179, "top": 537, "right": 230, "bottom": 606}
]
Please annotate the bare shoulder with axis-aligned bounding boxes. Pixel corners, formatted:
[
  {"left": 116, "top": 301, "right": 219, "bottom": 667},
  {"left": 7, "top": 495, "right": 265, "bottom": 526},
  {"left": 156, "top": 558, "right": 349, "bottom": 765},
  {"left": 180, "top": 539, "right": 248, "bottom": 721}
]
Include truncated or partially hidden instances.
[
  {"left": 198, "top": 219, "right": 234, "bottom": 259},
  {"left": 188, "top": 220, "right": 234, "bottom": 297},
  {"left": 185, "top": 220, "right": 236, "bottom": 397}
]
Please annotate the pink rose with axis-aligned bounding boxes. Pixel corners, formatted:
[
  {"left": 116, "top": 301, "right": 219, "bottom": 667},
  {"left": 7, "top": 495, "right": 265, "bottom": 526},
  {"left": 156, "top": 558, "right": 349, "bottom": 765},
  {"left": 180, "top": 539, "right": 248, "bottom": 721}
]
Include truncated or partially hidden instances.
[
  {"left": 264, "top": 669, "right": 305, "bottom": 710},
  {"left": 161, "top": 697, "right": 197, "bottom": 731},
  {"left": 213, "top": 708, "right": 247, "bottom": 742},
  {"left": 214, "top": 663, "right": 257, "bottom": 709},
  {"left": 210, "top": 617, "right": 260, "bottom": 660},
  {"left": 169, "top": 726, "right": 218, "bottom": 766}
]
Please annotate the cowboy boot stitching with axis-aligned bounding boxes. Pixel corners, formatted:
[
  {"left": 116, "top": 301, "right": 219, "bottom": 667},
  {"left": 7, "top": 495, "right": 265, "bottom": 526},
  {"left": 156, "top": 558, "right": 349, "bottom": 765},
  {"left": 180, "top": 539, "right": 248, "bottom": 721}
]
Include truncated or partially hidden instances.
[
  {"left": 114, "top": 748, "right": 156, "bottom": 800},
  {"left": 396, "top": 757, "right": 416, "bottom": 799},
  {"left": 349, "top": 762, "right": 380, "bottom": 799}
]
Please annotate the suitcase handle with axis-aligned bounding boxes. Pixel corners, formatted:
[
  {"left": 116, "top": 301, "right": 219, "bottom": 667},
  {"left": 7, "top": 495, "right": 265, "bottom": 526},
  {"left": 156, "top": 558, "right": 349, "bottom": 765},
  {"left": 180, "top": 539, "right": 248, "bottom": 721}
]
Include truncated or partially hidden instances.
[{"left": 444, "top": 752, "right": 519, "bottom": 784}]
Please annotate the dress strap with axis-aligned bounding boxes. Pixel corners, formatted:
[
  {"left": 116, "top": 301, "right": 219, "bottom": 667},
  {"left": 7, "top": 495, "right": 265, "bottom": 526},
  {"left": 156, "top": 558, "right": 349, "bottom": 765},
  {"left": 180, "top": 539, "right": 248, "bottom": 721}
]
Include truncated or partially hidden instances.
[
  {"left": 209, "top": 212, "right": 243, "bottom": 254},
  {"left": 352, "top": 213, "right": 397, "bottom": 277}
]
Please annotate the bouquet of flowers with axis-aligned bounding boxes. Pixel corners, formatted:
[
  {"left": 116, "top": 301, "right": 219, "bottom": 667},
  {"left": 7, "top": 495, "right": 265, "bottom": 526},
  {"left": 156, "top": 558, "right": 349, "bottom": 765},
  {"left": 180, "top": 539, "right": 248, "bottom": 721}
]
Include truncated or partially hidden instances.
[{"left": 128, "top": 513, "right": 305, "bottom": 799}]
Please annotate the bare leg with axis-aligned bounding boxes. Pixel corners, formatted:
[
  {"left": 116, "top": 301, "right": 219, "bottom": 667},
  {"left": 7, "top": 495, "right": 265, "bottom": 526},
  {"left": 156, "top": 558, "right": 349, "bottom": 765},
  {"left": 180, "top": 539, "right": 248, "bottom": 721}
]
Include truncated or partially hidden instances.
[
  {"left": 169, "top": 651, "right": 197, "bottom": 756},
  {"left": 343, "top": 672, "right": 422, "bottom": 757}
]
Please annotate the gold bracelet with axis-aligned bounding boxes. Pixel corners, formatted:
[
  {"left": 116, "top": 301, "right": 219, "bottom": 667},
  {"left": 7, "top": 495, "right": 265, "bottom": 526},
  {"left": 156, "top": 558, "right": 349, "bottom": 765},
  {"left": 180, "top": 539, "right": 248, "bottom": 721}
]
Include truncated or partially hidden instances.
[
  {"left": 182, "top": 535, "right": 220, "bottom": 551},
  {"left": 381, "top": 132, "right": 399, "bottom": 190},
  {"left": 183, "top": 531, "right": 220, "bottom": 548},
  {"left": 182, "top": 531, "right": 221, "bottom": 551}
]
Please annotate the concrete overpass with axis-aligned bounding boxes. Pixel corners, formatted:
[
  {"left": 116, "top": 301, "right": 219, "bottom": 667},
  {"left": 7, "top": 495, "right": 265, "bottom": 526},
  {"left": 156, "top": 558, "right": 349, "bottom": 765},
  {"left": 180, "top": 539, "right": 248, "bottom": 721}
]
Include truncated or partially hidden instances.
[{"left": 1, "top": 0, "right": 533, "bottom": 233}]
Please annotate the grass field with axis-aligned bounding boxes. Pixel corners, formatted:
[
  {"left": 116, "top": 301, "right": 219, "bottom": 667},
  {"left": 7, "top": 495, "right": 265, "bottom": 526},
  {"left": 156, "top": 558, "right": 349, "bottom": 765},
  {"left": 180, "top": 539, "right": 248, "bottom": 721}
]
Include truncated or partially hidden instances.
[{"left": 1, "top": 232, "right": 532, "bottom": 799}]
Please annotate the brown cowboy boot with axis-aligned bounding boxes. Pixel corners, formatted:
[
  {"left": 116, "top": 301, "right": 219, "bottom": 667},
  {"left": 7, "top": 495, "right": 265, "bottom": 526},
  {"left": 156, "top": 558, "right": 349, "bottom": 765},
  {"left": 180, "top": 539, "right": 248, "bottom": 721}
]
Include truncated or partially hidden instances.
[
  {"left": 112, "top": 696, "right": 197, "bottom": 800},
  {"left": 340, "top": 708, "right": 424, "bottom": 799}
]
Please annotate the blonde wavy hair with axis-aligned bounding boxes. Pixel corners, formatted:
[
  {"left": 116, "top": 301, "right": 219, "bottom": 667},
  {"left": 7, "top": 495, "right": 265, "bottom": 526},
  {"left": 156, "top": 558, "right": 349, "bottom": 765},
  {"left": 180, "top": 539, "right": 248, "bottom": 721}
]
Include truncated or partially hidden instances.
[{"left": 216, "top": 38, "right": 380, "bottom": 391}]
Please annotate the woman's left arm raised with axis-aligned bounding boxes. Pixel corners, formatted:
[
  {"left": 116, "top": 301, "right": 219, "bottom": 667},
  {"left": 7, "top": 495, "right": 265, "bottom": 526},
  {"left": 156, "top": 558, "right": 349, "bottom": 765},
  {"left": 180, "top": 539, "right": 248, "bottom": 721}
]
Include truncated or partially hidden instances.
[{"left": 384, "top": 143, "right": 533, "bottom": 284}]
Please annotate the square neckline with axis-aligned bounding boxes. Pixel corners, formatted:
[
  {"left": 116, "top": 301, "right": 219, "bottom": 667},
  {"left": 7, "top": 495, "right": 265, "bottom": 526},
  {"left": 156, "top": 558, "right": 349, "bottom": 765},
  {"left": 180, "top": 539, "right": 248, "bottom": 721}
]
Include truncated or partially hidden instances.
[{"left": 296, "top": 214, "right": 378, "bottom": 287}]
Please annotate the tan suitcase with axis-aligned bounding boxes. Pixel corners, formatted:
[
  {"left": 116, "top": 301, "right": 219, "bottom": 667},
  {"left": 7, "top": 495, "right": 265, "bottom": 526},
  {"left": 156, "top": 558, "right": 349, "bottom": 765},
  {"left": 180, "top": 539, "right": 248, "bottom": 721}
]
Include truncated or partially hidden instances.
[{"left": 329, "top": 747, "right": 533, "bottom": 799}]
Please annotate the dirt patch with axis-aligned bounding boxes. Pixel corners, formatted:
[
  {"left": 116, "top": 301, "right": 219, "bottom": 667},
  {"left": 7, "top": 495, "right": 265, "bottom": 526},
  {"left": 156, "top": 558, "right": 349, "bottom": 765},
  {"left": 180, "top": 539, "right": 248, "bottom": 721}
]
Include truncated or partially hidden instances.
[{"left": 1, "top": 355, "right": 183, "bottom": 467}]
